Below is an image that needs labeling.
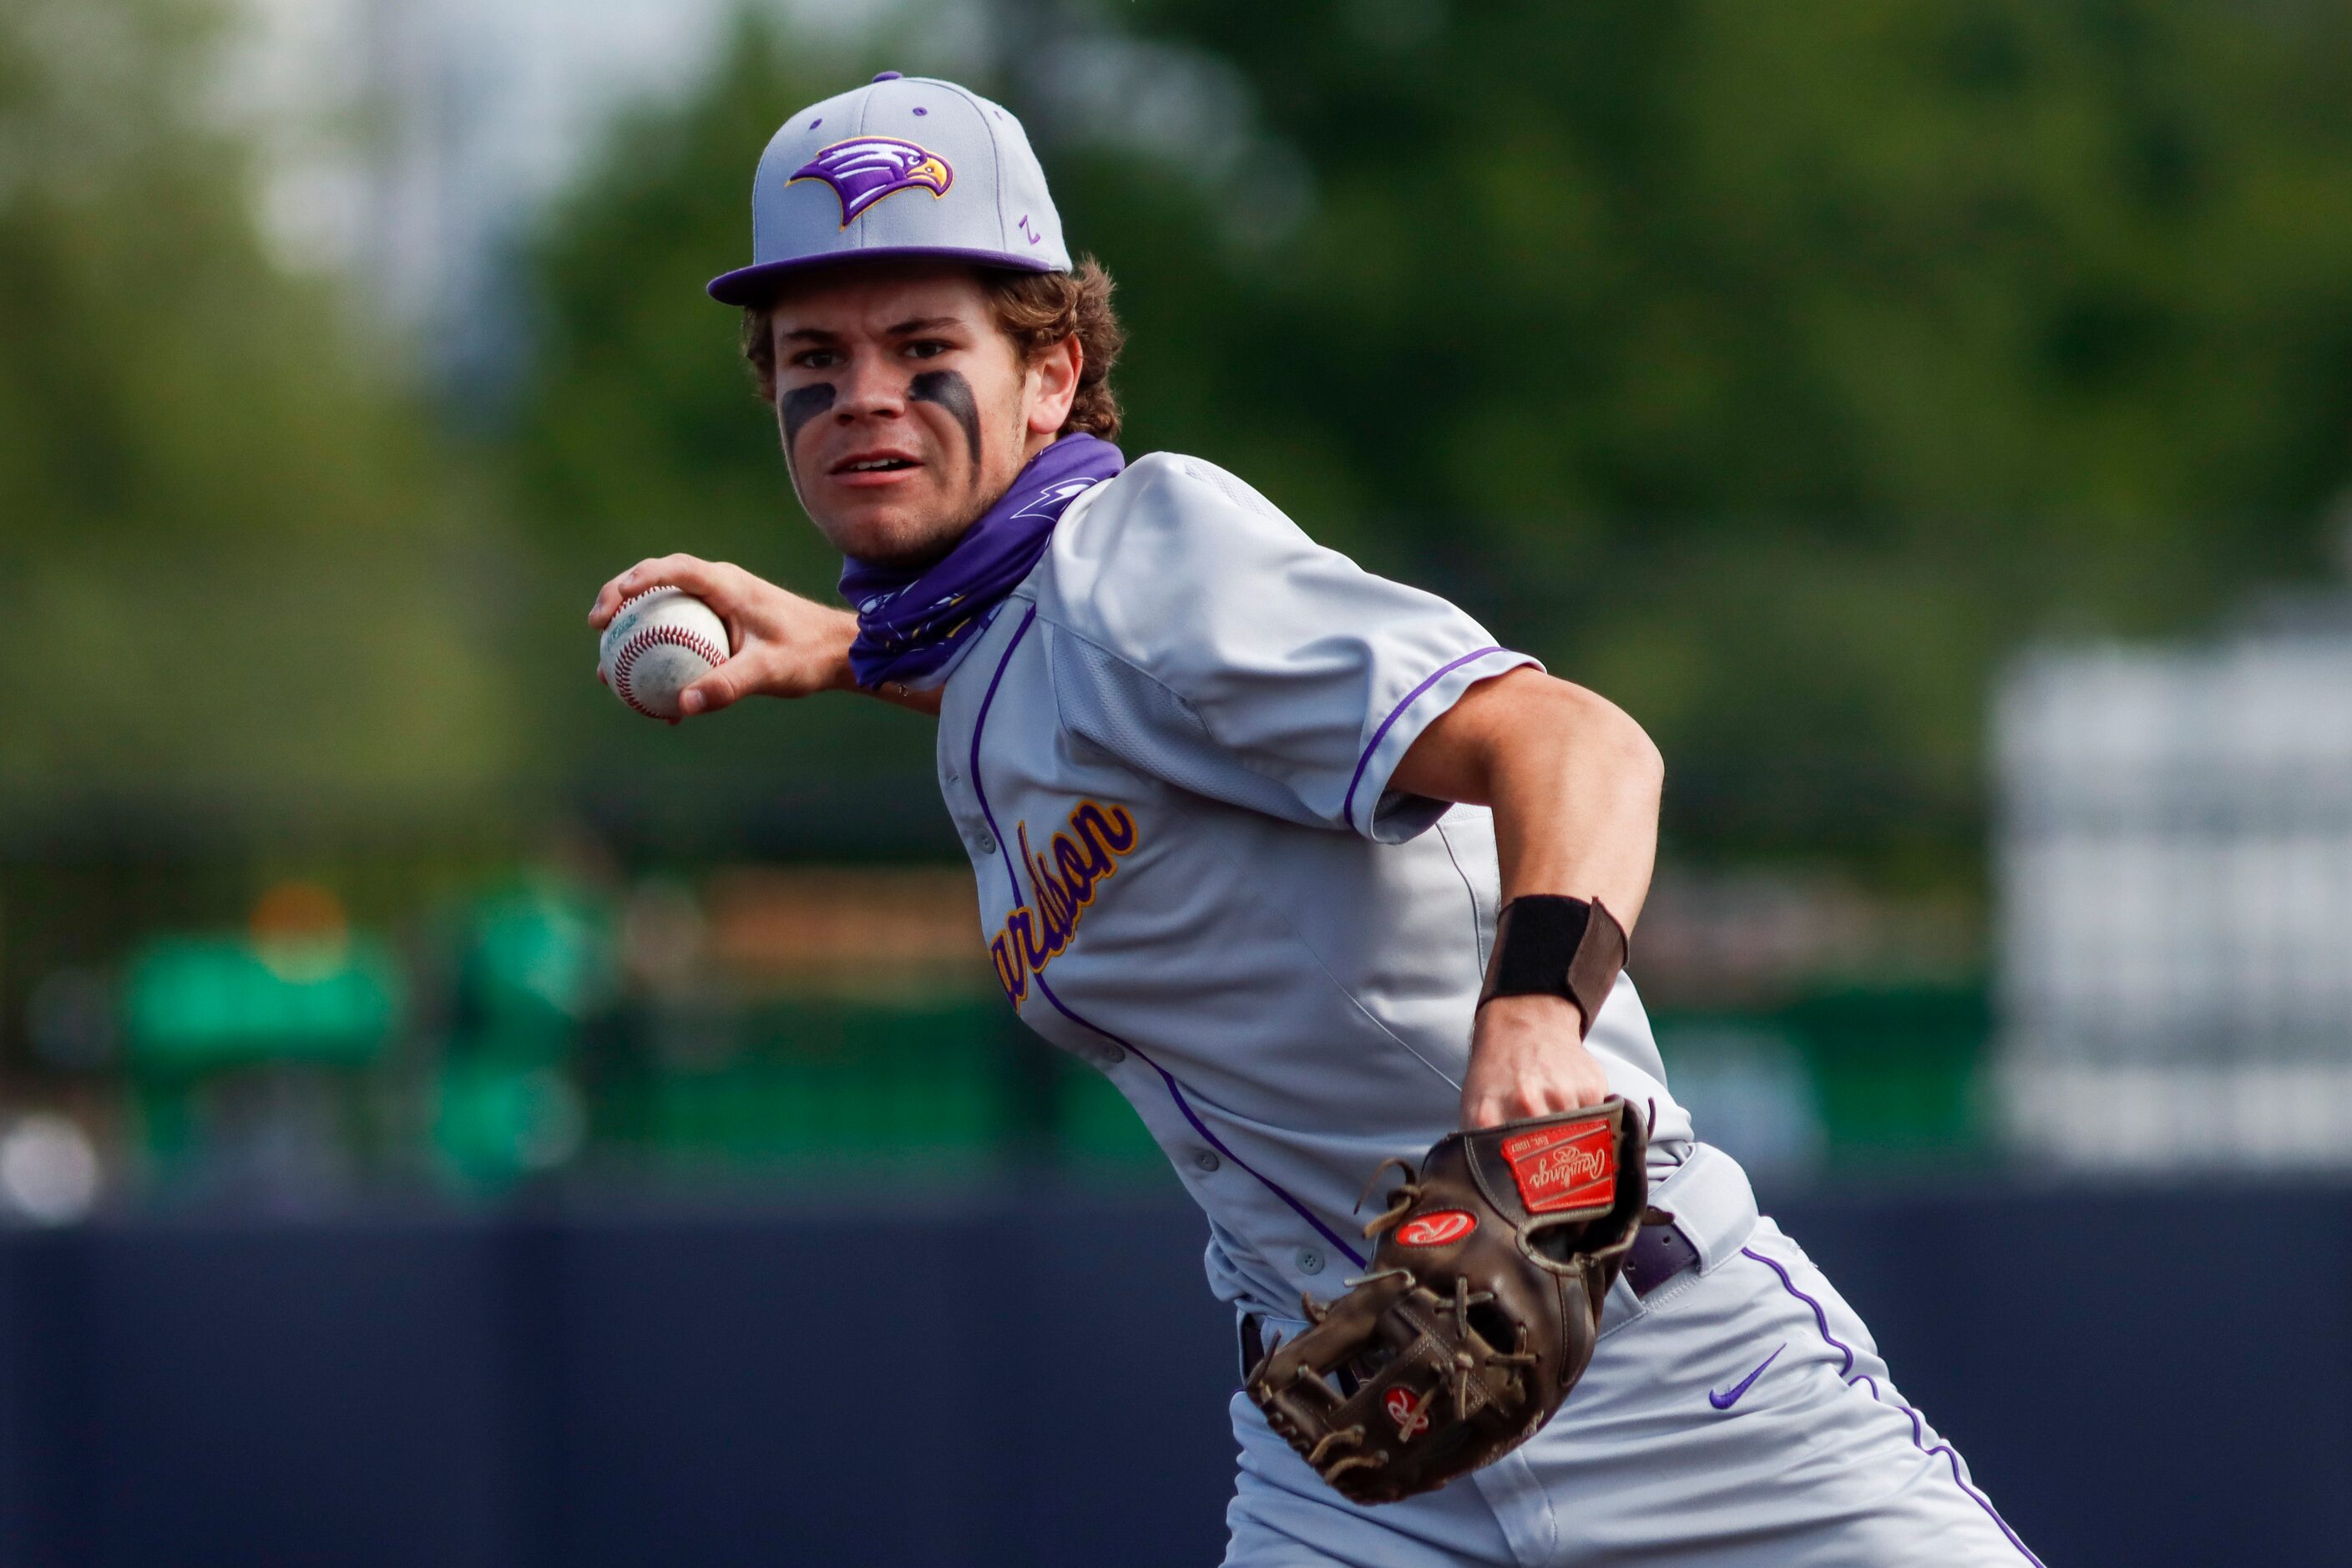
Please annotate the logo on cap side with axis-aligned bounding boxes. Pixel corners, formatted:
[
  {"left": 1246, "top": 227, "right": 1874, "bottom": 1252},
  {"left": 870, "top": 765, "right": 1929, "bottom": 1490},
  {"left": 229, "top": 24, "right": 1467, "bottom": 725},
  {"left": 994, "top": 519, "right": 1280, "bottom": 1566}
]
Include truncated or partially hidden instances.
[{"left": 789, "top": 137, "right": 953, "bottom": 229}]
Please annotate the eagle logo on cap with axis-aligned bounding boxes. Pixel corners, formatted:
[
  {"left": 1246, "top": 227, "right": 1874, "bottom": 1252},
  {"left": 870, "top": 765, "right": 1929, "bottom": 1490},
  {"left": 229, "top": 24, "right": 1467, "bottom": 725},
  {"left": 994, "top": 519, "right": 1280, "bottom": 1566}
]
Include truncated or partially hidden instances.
[{"left": 790, "top": 137, "right": 953, "bottom": 228}]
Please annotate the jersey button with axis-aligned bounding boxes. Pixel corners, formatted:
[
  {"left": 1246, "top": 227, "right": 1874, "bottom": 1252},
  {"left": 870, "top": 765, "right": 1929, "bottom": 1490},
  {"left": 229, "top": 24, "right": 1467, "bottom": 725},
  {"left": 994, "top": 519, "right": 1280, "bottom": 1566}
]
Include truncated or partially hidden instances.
[
  {"left": 1192, "top": 1150, "right": 1220, "bottom": 1172},
  {"left": 1296, "top": 1247, "right": 1326, "bottom": 1276},
  {"left": 1099, "top": 1044, "right": 1125, "bottom": 1065},
  {"left": 975, "top": 831, "right": 998, "bottom": 855}
]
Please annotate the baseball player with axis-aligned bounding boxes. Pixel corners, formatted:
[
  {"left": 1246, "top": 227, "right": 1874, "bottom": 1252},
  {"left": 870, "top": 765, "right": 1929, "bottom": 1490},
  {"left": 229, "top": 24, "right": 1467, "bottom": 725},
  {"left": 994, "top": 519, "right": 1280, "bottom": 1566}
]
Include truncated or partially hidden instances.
[{"left": 589, "top": 73, "right": 2041, "bottom": 1566}]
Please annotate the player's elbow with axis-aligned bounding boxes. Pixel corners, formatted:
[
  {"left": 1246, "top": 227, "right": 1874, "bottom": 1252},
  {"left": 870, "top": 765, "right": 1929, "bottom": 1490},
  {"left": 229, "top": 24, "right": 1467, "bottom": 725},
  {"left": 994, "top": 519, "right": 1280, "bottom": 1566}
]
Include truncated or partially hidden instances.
[
  {"left": 1620, "top": 736, "right": 1665, "bottom": 823},
  {"left": 1591, "top": 695, "right": 1665, "bottom": 808},
  {"left": 1541, "top": 679, "right": 1662, "bottom": 802},
  {"left": 1618, "top": 703, "right": 1666, "bottom": 797}
]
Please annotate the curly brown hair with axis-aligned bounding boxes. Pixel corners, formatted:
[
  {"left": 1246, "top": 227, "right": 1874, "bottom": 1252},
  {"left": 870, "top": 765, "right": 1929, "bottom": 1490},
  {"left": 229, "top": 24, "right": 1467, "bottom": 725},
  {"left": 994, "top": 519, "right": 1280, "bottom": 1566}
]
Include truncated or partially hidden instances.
[{"left": 740, "top": 256, "right": 1125, "bottom": 440}]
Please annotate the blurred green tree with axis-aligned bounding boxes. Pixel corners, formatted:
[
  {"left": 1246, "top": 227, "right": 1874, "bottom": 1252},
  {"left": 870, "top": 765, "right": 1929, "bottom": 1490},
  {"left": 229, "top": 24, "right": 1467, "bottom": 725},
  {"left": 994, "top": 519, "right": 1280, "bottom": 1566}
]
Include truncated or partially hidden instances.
[
  {"left": 1065, "top": 0, "right": 2352, "bottom": 868},
  {"left": 505, "top": 0, "right": 2352, "bottom": 873},
  {"left": 0, "top": 0, "right": 513, "bottom": 818}
]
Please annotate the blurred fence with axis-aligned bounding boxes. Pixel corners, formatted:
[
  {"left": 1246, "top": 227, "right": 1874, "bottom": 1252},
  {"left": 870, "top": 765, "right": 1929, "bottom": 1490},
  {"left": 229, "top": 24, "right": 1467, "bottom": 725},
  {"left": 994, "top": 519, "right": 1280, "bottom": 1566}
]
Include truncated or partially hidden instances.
[
  {"left": 0, "top": 841, "right": 1995, "bottom": 1212},
  {"left": 0, "top": 1180, "right": 2330, "bottom": 1566}
]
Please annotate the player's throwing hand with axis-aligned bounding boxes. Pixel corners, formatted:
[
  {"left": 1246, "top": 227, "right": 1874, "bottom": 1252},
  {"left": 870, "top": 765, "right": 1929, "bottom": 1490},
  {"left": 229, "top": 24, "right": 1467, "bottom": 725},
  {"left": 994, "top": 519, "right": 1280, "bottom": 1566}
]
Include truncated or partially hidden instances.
[
  {"left": 1460, "top": 994, "right": 1613, "bottom": 1129},
  {"left": 589, "top": 554, "right": 861, "bottom": 716}
]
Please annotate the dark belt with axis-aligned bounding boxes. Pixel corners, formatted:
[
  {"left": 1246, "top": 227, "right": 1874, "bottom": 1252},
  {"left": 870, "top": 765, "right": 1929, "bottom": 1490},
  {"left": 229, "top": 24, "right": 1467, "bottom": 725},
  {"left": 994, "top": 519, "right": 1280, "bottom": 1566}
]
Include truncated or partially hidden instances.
[{"left": 1238, "top": 1219, "right": 1701, "bottom": 1380}]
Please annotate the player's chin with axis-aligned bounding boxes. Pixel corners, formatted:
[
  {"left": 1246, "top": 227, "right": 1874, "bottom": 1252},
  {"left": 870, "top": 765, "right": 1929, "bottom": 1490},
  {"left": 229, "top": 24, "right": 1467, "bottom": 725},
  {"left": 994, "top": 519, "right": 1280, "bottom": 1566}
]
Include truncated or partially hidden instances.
[{"left": 810, "top": 493, "right": 964, "bottom": 568}]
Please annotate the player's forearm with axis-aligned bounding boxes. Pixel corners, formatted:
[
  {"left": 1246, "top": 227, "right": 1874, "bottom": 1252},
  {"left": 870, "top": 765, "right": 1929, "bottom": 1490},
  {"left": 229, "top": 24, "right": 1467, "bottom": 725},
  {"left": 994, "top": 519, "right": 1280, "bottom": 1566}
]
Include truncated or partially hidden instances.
[
  {"left": 1489, "top": 687, "right": 1661, "bottom": 928},
  {"left": 1394, "top": 668, "right": 1663, "bottom": 928},
  {"left": 867, "top": 679, "right": 946, "bottom": 716},
  {"left": 817, "top": 612, "right": 947, "bottom": 716},
  {"left": 801, "top": 604, "right": 944, "bottom": 715}
]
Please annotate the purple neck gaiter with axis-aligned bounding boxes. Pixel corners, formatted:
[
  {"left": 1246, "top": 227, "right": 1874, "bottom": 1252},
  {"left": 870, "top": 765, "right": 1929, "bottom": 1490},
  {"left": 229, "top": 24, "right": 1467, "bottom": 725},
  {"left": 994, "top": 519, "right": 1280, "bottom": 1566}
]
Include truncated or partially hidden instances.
[{"left": 839, "top": 433, "right": 1125, "bottom": 690}]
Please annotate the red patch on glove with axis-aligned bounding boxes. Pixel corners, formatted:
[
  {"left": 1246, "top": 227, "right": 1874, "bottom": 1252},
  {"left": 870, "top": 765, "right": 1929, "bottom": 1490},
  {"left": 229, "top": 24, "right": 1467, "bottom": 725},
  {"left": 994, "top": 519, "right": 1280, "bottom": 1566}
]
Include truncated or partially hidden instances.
[
  {"left": 1500, "top": 1118, "right": 1616, "bottom": 1214},
  {"left": 1394, "top": 1210, "right": 1477, "bottom": 1247},
  {"left": 1384, "top": 1385, "right": 1434, "bottom": 1441}
]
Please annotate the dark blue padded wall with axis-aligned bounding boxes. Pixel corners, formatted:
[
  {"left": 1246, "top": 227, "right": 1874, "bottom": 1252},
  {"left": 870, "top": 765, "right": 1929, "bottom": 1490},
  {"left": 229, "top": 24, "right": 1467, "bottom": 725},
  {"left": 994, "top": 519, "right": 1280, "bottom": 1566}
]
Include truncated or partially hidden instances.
[{"left": 0, "top": 1183, "right": 2335, "bottom": 1566}]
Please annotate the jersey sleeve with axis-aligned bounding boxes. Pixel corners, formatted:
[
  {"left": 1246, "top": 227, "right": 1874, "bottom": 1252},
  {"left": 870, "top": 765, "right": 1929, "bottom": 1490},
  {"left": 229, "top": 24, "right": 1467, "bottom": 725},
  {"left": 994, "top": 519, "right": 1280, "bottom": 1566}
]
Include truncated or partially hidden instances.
[{"left": 1037, "top": 453, "right": 1539, "bottom": 842}]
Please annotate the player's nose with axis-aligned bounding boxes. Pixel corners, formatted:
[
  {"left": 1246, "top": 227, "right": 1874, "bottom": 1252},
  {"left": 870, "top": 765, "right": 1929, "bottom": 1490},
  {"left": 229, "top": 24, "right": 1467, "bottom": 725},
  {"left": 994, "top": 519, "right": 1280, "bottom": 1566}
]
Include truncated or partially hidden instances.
[{"left": 830, "top": 353, "right": 908, "bottom": 421}]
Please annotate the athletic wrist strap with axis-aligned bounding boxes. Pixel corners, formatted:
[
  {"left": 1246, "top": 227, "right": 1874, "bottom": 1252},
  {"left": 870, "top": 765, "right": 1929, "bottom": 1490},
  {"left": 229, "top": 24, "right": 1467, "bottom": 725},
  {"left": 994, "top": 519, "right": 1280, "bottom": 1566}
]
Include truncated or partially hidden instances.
[{"left": 1476, "top": 895, "right": 1629, "bottom": 1037}]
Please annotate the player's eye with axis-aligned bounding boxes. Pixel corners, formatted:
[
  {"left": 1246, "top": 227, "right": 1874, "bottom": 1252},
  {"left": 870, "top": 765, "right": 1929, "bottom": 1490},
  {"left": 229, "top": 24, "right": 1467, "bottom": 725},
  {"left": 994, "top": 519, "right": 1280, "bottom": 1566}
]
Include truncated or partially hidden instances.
[
  {"left": 792, "top": 348, "right": 842, "bottom": 369},
  {"left": 903, "top": 338, "right": 952, "bottom": 360}
]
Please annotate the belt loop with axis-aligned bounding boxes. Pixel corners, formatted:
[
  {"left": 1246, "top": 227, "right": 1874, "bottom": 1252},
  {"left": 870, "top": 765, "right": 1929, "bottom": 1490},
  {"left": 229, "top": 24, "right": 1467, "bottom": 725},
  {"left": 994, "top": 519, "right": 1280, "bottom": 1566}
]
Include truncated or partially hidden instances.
[{"left": 1644, "top": 1144, "right": 1760, "bottom": 1276}]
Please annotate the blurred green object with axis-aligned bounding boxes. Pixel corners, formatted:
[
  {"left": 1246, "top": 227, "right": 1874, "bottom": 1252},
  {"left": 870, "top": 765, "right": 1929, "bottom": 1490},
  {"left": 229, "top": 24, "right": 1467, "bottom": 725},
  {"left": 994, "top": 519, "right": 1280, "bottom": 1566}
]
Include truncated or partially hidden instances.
[
  {"left": 583, "top": 996, "right": 1174, "bottom": 1174},
  {"left": 433, "top": 1060, "right": 587, "bottom": 1190},
  {"left": 1781, "top": 982, "right": 1990, "bottom": 1166},
  {"left": 616, "top": 997, "right": 1019, "bottom": 1169},
  {"left": 122, "top": 936, "right": 402, "bottom": 1069},
  {"left": 1055, "top": 1064, "right": 1165, "bottom": 1170},
  {"left": 1655, "top": 980, "right": 1990, "bottom": 1174},
  {"left": 453, "top": 883, "right": 615, "bottom": 1063}
]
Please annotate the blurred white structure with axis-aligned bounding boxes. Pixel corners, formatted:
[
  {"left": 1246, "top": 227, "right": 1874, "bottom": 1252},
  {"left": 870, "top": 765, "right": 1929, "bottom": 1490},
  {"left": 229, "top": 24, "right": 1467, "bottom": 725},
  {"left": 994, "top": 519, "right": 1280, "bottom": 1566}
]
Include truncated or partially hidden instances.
[
  {"left": 1997, "top": 615, "right": 2352, "bottom": 1169},
  {"left": 0, "top": 1115, "right": 102, "bottom": 1225}
]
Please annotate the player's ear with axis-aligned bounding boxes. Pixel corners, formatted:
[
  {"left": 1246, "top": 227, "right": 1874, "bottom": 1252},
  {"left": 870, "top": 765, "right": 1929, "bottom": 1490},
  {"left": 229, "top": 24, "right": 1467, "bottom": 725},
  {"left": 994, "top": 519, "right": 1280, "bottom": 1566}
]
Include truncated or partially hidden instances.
[{"left": 1025, "top": 334, "right": 1082, "bottom": 437}]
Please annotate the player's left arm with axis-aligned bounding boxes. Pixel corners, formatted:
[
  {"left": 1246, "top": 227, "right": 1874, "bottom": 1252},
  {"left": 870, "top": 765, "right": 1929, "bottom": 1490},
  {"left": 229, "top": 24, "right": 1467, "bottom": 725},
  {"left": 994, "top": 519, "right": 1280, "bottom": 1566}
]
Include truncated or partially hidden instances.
[
  {"left": 1389, "top": 665, "right": 1663, "bottom": 1129},
  {"left": 588, "top": 554, "right": 943, "bottom": 717}
]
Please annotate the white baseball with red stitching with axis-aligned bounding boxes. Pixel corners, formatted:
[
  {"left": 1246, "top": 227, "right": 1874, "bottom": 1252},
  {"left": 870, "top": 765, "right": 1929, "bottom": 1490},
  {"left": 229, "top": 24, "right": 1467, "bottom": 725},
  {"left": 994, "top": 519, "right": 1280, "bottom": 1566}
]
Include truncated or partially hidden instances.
[{"left": 597, "top": 586, "right": 731, "bottom": 721}]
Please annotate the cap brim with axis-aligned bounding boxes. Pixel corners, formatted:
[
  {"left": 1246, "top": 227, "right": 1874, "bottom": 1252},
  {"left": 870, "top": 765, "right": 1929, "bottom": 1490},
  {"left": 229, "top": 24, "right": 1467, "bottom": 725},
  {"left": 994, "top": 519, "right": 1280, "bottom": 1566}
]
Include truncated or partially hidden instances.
[{"left": 707, "top": 247, "right": 1064, "bottom": 306}]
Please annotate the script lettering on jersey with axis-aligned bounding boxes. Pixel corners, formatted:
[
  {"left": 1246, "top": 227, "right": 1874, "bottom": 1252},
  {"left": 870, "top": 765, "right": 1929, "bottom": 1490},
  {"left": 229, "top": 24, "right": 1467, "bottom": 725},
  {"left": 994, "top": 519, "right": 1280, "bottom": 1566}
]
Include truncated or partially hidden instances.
[{"left": 988, "top": 800, "right": 1141, "bottom": 1006}]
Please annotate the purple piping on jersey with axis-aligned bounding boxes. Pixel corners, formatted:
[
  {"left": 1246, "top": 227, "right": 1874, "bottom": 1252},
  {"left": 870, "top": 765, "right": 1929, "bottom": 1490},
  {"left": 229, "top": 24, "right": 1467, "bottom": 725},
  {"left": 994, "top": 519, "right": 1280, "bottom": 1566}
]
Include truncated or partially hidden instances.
[
  {"left": 1031, "top": 974, "right": 1367, "bottom": 1269},
  {"left": 968, "top": 604, "right": 1039, "bottom": 908},
  {"left": 1743, "top": 1246, "right": 2046, "bottom": 1565},
  {"left": 965, "top": 604, "right": 1369, "bottom": 1271},
  {"left": 1338, "top": 646, "right": 1507, "bottom": 826}
]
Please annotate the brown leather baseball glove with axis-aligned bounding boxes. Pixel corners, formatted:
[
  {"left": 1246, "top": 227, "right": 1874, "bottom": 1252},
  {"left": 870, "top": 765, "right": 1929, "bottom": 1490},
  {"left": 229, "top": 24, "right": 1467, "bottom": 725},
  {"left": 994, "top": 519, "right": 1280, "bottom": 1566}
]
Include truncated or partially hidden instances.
[{"left": 1245, "top": 1099, "right": 1654, "bottom": 1505}]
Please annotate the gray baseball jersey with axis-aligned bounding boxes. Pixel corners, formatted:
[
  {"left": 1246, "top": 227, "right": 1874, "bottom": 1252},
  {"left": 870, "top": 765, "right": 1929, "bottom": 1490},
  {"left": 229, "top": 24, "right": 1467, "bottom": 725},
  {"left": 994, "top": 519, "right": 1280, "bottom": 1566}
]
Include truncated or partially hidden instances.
[
  {"left": 933, "top": 451, "right": 1687, "bottom": 1302},
  {"left": 928, "top": 451, "right": 2038, "bottom": 1565}
]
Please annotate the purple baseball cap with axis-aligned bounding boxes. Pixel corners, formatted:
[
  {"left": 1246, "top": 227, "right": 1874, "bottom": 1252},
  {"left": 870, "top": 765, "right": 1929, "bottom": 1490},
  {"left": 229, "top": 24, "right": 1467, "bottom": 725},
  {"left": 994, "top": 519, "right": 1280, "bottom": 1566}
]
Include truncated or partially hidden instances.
[{"left": 706, "top": 72, "right": 1071, "bottom": 305}]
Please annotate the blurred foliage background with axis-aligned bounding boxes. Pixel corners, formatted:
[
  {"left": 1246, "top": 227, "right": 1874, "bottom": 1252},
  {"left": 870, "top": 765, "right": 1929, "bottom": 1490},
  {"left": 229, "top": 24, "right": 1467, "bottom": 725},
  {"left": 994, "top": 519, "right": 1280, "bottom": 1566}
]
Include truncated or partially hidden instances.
[
  {"left": 511, "top": 0, "right": 2352, "bottom": 867},
  {"left": 0, "top": 0, "right": 515, "bottom": 814},
  {"left": 4, "top": 0, "right": 2351, "bottom": 1205}
]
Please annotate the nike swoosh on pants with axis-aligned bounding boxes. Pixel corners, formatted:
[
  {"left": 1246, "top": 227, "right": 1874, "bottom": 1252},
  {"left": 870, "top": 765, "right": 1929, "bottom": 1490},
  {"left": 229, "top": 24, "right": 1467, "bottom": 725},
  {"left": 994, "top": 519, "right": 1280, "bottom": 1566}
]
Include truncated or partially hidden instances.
[{"left": 1708, "top": 1343, "right": 1787, "bottom": 1410}]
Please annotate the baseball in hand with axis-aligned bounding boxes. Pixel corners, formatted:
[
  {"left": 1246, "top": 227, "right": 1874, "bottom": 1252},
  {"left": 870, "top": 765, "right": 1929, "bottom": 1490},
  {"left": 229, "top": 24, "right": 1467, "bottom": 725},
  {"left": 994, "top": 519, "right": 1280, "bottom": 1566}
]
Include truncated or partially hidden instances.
[{"left": 598, "top": 587, "right": 731, "bottom": 720}]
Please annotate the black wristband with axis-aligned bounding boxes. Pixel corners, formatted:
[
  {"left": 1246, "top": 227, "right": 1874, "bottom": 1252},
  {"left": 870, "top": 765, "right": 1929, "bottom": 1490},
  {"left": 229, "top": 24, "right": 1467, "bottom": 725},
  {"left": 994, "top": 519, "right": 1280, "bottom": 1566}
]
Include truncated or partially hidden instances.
[{"left": 1476, "top": 895, "right": 1629, "bottom": 1037}]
